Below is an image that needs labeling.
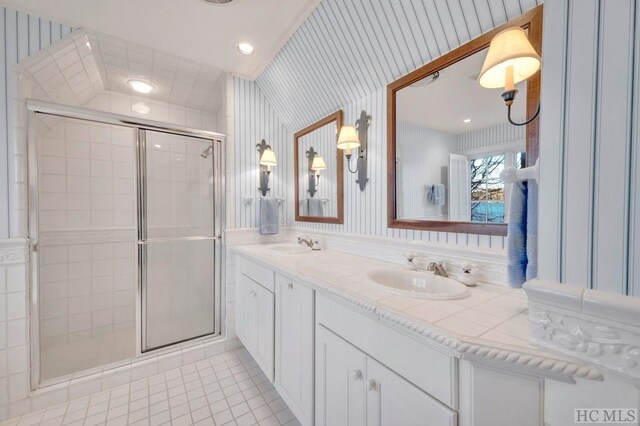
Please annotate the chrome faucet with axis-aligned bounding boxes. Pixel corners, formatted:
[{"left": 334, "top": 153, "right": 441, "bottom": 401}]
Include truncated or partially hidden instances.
[
  {"left": 298, "top": 236, "right": 320, "bottom": 250},
  {"left": 427, "top": 262, "right": 449, "bottom": 278}
]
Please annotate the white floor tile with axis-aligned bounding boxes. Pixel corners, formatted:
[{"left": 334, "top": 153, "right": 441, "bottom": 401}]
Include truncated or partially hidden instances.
[{"left": 5, "top": 347, "right": 301, "bottom": 426}]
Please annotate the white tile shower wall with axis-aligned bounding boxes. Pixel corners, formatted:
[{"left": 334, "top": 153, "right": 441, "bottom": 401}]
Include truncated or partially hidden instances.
[{"left": 0, "top": 22, "right": 230, "bottom": 420}]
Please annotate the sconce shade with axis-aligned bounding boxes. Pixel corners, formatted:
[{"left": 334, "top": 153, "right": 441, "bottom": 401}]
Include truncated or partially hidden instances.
[
  {"left": 311, "top": 156, "right": 327, "bottom": 170},
  {"left": 259, "top": 148, "right": 277, "bottom": 167},
  {"left": 478, "top": 27, "right": 541, "bottom": 89},
  {"left": 337, "top": 126, "right": 360, "bottom": 150}
]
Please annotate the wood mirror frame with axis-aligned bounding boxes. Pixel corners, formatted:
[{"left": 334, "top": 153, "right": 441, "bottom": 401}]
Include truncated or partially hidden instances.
[
  {"left": 294, "top": 110, "right": 344, "bottom": 224},
  {"left": 387, "top": 5, "right": 542, "bottom": 236}
]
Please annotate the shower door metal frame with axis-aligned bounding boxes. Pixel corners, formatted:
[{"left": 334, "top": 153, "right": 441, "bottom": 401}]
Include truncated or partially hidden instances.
[
  {"left": 26, "top": 99, "right": 225, "bottom": 390},
  {"left": 136, "top": 128, "right": 223, "bottom": 353}
]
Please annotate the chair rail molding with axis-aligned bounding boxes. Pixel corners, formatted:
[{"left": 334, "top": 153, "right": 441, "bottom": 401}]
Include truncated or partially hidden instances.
[{"left": 0, "top": 238, "right": 30, "bottom": 264}]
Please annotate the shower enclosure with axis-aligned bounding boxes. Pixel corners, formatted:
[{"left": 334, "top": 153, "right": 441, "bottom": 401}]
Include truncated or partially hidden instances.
[{"left": 27, "top": 100, "right": 224, "bottom": 387}]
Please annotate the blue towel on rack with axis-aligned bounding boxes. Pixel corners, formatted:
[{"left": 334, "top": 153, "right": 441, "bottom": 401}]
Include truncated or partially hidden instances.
[
  {"left": 259, "top": 197, "right": 279, "bottom": 235},
  {"left": 526, "top": 180, "right": 538, "bottom": 281},
  {"left": 428, "top": 184, "right": 445, "bottom": 206},
  {"left": 507, "top": 181, "right": 528, "bottom": 287}
]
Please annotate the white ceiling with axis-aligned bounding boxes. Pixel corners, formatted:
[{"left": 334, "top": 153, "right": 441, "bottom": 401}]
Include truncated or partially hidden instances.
[
  {"left": 396, "top": 48, "right": 527, "bottom": 134},
  {"left": 2, "top": 0, "right": 320, "bottom": 79}
]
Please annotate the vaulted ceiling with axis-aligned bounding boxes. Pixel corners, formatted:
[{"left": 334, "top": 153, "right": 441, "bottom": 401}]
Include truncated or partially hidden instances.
[{"left": 255, "top": 0, "right": 543, "bottom": 131}]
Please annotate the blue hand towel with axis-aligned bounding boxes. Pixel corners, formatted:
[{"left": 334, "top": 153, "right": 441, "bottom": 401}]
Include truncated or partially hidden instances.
[
  {"left": 428, "top": 184, "right": 445, "bottom": 206},
  {"left": 259, "top": 197, "right": 279, "bottom": 235},
  {"left": 507, "top": 181, "right": 528, "bottom": 287},
  {"left": 308, "top": 198, "right": 324, "bottom": 217},
  {"left": 526, "top": 180, "right": 538, "bottom": 281}
]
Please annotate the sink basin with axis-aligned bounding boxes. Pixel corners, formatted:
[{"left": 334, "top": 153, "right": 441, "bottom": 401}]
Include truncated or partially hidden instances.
[
  {"left": 367, "top": 269, "right": 470, "bottom": 300},
  {"left": 267, "top": 243, "right": 312, "bottom": 254}
]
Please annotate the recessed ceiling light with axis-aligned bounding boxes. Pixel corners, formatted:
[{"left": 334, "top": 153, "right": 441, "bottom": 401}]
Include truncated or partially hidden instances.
[
  {"left": 133, "top": 102, "right": 151, "bottom": 115},
  {"left": 85, "top": 41, "right": 91, "bottom": 50},
  {"left": 128, "top": 79, "right": 154, "bottom": 94},
  {"left": 237, "top": 43, "right": 254, "bottom": 55},
  {"left": 463, "top": 118, "right": 472, "bottom": 124}
]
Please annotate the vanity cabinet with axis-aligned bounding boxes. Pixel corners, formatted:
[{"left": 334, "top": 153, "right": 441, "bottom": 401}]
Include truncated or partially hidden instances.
[
  {"left": 275, "top": 274, "right": 314, "bottom": 426},
  {"left": 235, "top": 259, "right": 275, "bottom": 381},
  {"left": 316, "top": 325, "right": 457, "bottom": 426}
]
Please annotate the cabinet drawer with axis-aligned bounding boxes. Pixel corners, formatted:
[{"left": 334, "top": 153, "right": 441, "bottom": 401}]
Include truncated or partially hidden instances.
[
  {"left": 316, "top": 294, "right": 457, "bottom": 409},
  {"left": 240, "top": 256, "right": 275, "bottom": 292}
]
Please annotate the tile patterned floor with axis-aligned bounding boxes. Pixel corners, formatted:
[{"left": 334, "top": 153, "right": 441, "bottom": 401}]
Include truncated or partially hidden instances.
[{"left": 1, "top": 348, "right": 301, "bottom": 426}]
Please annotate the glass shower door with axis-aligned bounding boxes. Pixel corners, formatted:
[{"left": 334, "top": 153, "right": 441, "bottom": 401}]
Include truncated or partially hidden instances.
[{"left": 138, "top": 130, "right": 220, "bottom": 352}]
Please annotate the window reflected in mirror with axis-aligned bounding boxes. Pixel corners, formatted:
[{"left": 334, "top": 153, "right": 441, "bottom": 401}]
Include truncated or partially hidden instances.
[{"left": 394, "top": 47, "right": 528, "bottom": 225}]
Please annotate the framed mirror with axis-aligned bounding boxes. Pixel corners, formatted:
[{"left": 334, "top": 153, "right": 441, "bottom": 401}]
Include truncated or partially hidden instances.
[
  {"left": 387, "top": 6, "right": 542, "bottom": 236},
  {"left": 294, "top": 111, "right": 344, "bottom": 224}
]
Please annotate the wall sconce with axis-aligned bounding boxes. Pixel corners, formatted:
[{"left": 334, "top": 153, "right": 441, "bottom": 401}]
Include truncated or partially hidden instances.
[
  {"left": 257, "top": 139, "right": 277, "bottom": 196},
  {"left": 306, "top": 147, "right": 326, "bottom": 198},
  {"left": 337, "top": 110, "right": 370, "bottom": 191},
  {"left": 478, "top": 27, "right": 541, "bottom": 126}
]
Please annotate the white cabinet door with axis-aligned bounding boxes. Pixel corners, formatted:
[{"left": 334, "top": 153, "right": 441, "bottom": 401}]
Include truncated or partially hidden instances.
[
  {"left": 316, "top": 325, "right": 366, "bottom": 426},
  {"left": 253, "top": 279, "right": 274, "bottom": 381},
  {"left": 275, "top": 275, "right": 314, "bottom": 426},
  {"left": 366, "top": 358, "right": 457, "bottom": 426},
  {"left": 236, "top": 271, "right": 274, "bottom": 382}
]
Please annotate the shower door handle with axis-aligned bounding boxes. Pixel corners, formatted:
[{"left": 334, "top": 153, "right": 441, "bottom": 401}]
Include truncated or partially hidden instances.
[{"left": 137, "top": 236, "right": 219, "bottom": 244}]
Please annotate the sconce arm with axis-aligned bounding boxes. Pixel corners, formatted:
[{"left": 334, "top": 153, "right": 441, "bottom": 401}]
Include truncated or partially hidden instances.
[
  {"left": 346, "top": 154, "right": 359, "bottom": 174},
  {"left": 507, "top": 102, "right": 540, "bottom": 127}
]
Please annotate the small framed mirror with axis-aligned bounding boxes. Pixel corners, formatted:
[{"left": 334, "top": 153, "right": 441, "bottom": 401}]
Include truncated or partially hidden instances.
[
  {"left": 295, "top": 111, "right": 344, "bottom": 224},
  {"left": 387, "top": 6, "right": 542, "bottom": 236}
]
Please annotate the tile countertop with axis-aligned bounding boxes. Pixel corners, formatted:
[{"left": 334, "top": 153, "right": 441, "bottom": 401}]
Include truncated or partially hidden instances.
[{"left": 232, "top": 244, "right": 531, "bottom": 350}]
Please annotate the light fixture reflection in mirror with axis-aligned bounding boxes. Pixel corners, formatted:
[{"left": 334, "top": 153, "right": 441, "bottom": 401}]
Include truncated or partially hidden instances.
[{"left": 306, "top": 147, "right": 326, "bottom": 198}]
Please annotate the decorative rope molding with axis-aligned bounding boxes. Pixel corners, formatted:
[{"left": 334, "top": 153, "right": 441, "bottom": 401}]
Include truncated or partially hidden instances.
[{"left": 458, "top": 339, "right": 604, "bottom": 382}]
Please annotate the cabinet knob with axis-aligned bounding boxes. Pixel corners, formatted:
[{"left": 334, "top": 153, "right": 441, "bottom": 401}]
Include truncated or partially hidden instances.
[
  {"left": 287, "top": 283, "right": 293, "bottom": 289},
  {"left": 366, "top": 379, "right": 376, "bottom": 391},
  {"left": 351, "top": 369, "right": 362, "bottom": 380}
]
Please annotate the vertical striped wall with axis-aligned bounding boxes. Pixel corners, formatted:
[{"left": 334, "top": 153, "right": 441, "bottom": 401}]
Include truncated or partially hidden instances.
[
  {"left": 539, "top": 0, "right": 639, "bottom": 296},
  {"left": 256, "top": 0, "right": 543, "bottom": 132},
  {"left": 0, "top": 6, "right": 73, "bottom": 238},
  {"left": 244, "top": 0, "right": 546, "bottom": 251},
  {"left": 456, "top": 122, "right": 525, "bottom": 155},
  {"left": 396, "top": 122, "right": 455, "bottom": 220},
  {"left": 232, "top": 77, "right": 293, "bottom": 229}
]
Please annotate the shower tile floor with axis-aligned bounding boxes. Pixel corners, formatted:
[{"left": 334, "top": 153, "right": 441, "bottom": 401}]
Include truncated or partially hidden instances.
[{"left": 2, "top": 348, "right": 300, "bottom": 426}]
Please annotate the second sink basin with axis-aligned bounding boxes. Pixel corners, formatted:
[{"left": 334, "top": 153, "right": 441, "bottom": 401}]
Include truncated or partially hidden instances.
[
  {"left": 267, "top": 243, "right": 312, "bottom": 254},
  {"left": 367, "top": 269, "right": 470, "bottom": 300}
]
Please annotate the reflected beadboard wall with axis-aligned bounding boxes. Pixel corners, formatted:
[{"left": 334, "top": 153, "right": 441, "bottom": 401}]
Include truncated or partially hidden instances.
[
  {"left": 239, "top": 0, "right": 543, "bottom": 250},
  {"left": 539, "top": 0, "right": 639, "bottom": 296},
  {"left": 0, "top": 6, "right": 73, "bottom": 239}
]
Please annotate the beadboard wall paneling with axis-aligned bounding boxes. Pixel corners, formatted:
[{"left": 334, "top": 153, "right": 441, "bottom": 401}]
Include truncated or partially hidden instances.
[
  {"left": 255, "top": 0, "right": 543, "bottom": 132},
  {"left": 456, "top": 122, "right": 525, "bottom": 155},
  {"left": 232, "top": 77, "right": 293, "bottom": 229},
  {"left": 0, "top": 6, "right": 73, "bottom": 238},
  {"left": 292, "top": 88, "right": 507, "bottom": 250},
  {"left": 396, "top": 121, "right": 455, "bottom": 220},
  {"left": 539, "top": 0, "right": 639, "bottom": 296}
]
